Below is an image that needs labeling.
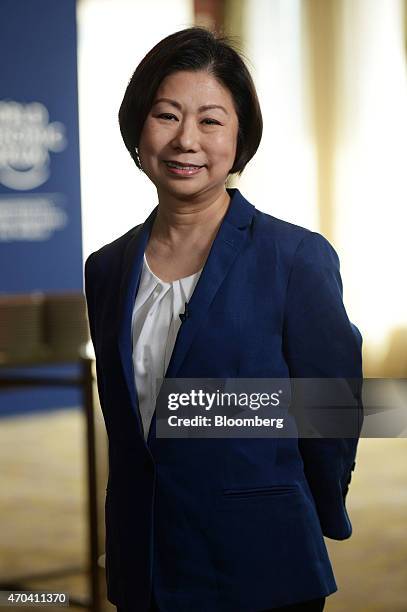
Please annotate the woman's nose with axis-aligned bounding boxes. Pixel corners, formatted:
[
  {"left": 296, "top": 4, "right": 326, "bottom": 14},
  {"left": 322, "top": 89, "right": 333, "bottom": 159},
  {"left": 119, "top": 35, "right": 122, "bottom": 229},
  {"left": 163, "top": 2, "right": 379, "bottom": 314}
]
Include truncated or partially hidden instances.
[{"left": 171, "top": 118, "right": 199, "bottom": 151}]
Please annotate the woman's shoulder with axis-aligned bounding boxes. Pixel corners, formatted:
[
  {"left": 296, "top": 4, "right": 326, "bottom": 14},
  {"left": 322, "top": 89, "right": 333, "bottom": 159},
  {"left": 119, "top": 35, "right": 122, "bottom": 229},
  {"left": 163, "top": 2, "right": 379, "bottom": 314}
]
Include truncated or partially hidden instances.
[
  {"left": 253, "top": 206, "right": 309, "bottom": 239},
  {"left": 252, "top": 207, "right": 310, "bottom": 249},
  {"left": 251, "top": 207, "right": 339, "bottom": 268},
  {"left": 85, "top": 223, "right": 142, "bottom": 271}
]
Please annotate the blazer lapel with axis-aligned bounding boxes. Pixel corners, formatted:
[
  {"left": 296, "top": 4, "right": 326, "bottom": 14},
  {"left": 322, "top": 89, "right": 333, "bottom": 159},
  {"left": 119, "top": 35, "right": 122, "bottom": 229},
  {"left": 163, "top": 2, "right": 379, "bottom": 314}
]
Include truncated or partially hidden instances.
[
  {"left": 164, "top": 188, "right": 255, "bottom": 378},
  {"left": 117, "top": 206, "right": 157, "bottom": 424},
  {"left": 117, "top": 188, "right": 256, "bottom": 426}
]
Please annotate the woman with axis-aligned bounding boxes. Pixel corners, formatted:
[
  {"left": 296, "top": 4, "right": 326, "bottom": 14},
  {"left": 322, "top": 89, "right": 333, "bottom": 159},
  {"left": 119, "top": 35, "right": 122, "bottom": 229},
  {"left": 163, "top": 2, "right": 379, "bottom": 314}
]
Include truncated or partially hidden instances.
[{"left": 85, "top": 27, "right": 363, "bottom": 612}]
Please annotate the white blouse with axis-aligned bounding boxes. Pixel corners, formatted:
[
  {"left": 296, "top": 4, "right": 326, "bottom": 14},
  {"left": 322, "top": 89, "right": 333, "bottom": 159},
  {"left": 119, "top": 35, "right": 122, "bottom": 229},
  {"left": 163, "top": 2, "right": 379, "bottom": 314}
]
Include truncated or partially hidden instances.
[{"left": 131, "top": 253, "right": 203, "bottom": 441}]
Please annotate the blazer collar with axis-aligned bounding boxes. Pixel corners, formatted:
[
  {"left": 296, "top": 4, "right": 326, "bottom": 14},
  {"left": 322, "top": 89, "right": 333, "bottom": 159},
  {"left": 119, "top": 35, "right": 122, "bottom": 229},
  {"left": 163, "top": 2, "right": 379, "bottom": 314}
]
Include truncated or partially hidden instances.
[{"left": 117, "top": 187, "right": 256, "bottom": 424}]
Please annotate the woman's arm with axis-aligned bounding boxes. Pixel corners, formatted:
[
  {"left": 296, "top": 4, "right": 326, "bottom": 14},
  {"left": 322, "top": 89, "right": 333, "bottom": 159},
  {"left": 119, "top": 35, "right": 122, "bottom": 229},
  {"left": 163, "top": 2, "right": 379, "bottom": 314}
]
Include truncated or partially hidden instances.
[
  {"left": 84, "top": 252, "right": 98, "bottom": 349},
  {"left": 283, "top": 231, "right": 363, "bottom": 540}
]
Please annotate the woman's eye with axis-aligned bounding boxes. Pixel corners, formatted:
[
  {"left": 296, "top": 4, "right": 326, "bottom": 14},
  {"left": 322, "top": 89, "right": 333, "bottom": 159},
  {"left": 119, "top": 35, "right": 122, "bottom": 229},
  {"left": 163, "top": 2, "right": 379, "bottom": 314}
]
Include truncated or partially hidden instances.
[
  {"left": 158, "top": 113, "right": 177, "bottom": 121},
  {"left": 202, "top": 118, "right": 220, "bottom": 125}
]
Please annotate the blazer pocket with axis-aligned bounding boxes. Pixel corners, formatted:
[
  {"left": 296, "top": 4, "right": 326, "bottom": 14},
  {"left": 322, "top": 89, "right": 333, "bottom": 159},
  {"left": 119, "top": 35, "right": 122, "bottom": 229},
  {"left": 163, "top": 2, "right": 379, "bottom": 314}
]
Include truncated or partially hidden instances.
[{"left": 222, "top": 484, "right": 299, "bottom": 499}]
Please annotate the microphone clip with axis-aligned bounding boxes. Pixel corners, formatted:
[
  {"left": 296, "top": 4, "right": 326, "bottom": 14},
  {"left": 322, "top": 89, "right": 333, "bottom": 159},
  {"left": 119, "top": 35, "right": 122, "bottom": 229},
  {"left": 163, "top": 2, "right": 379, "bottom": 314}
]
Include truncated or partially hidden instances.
[{"left": 179, "top": 301, "right": 189, "bottom": 323}]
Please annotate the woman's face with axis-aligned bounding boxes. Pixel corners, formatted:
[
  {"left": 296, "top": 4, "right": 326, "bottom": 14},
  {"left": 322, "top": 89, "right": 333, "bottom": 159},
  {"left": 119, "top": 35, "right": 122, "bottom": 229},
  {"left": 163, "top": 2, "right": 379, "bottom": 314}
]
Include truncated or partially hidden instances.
[{"left": 138, "top": 70, "right": 239, "bottom": 201}]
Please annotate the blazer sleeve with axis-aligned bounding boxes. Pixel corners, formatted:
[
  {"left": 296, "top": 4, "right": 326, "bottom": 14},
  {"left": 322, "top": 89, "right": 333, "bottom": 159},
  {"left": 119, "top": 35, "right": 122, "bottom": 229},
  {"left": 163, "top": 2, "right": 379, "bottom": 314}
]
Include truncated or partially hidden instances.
[
  {"left": 84, "top": 252, "right": 98, "bottom": 349},
  {"left": 283, "top": 231, "right": 363, "bottom": 540}
]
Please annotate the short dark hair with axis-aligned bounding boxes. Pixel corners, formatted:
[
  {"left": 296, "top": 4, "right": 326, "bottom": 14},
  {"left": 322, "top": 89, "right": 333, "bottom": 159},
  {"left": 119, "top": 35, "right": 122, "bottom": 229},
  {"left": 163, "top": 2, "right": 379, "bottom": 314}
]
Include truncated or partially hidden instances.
[{"left": 118, "top": 26, "right": 263, "bottom": 176}]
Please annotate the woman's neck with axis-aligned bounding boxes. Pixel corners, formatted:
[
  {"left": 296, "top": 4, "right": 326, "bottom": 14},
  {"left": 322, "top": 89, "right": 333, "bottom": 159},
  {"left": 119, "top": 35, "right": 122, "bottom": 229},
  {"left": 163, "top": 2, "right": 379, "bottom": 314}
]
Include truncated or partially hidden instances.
[{"left": 150, "top": 188, "right": 231, "bottom": 251}]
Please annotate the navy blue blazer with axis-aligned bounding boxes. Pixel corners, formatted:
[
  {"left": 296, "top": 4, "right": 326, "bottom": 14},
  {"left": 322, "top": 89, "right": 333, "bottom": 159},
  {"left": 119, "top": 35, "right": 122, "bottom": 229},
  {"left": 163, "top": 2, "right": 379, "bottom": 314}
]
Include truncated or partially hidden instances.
[{"left": 84, "top": 187, "right": 363, "bottom": 612}]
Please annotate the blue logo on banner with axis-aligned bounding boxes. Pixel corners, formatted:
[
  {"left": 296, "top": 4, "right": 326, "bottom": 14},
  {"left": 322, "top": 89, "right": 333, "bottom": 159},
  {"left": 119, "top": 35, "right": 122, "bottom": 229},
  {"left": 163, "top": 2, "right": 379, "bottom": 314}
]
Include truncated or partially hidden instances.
[{"left": 0, "top": 0, "right": 83, "bottom": 415}]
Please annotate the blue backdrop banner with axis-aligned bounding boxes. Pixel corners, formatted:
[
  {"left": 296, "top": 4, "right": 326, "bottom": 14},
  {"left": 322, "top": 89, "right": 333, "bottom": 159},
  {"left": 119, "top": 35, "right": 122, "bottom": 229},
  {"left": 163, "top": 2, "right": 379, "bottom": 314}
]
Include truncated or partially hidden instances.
[{"left": 0, "top": 0, "right": 83, "bottom": 415}]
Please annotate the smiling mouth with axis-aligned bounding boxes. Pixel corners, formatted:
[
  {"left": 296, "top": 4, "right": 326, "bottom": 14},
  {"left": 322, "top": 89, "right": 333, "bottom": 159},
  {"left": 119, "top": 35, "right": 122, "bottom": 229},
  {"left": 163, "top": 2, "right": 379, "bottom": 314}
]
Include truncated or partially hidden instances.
[{"left": 164, "top": 161, "right": 205, "bottom": 169}]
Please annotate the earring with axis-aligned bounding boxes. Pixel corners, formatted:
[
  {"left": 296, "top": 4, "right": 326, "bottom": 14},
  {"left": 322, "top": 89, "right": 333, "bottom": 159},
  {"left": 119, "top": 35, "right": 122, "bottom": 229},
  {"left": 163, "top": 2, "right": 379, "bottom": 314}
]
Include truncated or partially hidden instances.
[{"left": 134, "top": 146, "right": 142, "bottom": 169}]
